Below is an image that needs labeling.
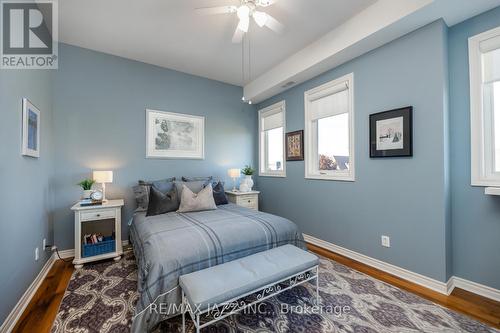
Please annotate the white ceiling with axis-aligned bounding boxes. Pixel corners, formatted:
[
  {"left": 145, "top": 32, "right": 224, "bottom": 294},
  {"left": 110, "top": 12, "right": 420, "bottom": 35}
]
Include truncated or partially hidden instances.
[{"left": 58, "top": 0, "right": 376, "bottom": 86}]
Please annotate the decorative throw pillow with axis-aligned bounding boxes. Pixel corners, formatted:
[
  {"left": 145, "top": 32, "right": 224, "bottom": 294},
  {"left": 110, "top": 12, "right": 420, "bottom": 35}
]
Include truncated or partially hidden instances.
[
  {"left": 178, "top": 183, "right": 217, "bottom": 213},
  {"left": 133, "top": 185, "right": 150, "bottom": 212},
  {"left": 181, "top": 176, "right": 213, "bottom": 182},
  {"left": 146, "top": 185, "right": 179, "bottom": 217},
  {"left": 174, "top": 180, "right": 208, "bottom": 203},
  {"left": 134, "top": 177, "right": 175, "bottom": 211},
  {"left": 211, "top": 181, "right": 228, "bottom": 205}
]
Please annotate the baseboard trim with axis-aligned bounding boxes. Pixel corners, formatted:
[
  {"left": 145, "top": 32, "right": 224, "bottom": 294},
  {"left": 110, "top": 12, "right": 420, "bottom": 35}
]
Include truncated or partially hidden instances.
[
  {"left": 447, "top": 276, "right": 500, "bottom": 302},
  {"left": 304, "top": 234, "right": 449, "bottom": 294},
  {"left": 0, "top": 253, "right": 56, "bottom": 333},
  {"left": 305, "top": 234, "right": 500, "bottom": 302}
]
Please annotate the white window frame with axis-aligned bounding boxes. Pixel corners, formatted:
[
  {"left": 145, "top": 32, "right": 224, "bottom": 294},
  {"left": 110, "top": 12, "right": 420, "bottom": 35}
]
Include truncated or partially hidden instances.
[
  {"left": 258, "top": 100, "right": 286, "bottom": 177},
  {"left": 304, "top": 73, "right": 355, "bottom": 181},
  {"left": 469, "top": 26, "right": 500, "bottom": 187}
]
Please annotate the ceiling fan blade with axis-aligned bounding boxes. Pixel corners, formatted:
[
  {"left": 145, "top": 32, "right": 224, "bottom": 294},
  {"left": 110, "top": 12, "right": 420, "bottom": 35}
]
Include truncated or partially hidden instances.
[
  {"left": 195, "top": 6, "right": 236, "bottom": 15},
  {"left": 232, "top": 26, "right": 245, "bottom": 43},
  {"left": 256, "top": 0, "right": 279, "bottom": 7},
  {"left": 265, "top": 14, "right": 284, "bottom": 34}
]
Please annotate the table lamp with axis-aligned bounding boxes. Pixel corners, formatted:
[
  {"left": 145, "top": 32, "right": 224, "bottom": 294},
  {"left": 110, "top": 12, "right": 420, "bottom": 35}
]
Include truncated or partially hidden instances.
[
  {"left": 93, "top": 170, "right": 113, "bottom": 202},
  {"left": 227, "top": 168, "right": 240, "bottom": 191}
]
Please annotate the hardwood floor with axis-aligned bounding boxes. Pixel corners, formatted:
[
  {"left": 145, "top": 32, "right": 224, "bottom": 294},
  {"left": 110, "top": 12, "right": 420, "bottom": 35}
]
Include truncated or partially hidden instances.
[
  {"left": 12, "top": 259, "right": 74, "bottom": 333},
  {"left": 11, "top": 244, "right": 500, "bottom": 332}
]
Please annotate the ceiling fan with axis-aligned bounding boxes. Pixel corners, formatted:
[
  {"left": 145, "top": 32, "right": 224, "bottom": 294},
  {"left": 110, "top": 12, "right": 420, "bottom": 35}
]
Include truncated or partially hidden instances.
[{"left": 196, "top": 0, "right": 284, "bottom": 43}]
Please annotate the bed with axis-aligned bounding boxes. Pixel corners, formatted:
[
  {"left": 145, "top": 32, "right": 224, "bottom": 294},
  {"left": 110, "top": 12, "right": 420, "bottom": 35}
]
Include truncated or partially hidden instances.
[{"left": 130, "top": 203, "right": 305, "bottom": 332}]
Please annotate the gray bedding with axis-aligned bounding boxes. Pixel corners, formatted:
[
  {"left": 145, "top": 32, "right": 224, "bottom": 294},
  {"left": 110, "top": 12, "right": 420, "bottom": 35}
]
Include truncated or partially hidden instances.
[{"left": 130, "top": 203, "right": 305, "bottom": 332}]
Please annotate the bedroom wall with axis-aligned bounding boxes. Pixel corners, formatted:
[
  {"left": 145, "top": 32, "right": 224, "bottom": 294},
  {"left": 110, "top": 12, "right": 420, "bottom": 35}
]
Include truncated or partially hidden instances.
[
  {"left": 448, "top": 6, "right": 500, "bottom": 289},
  {"left": 255, "top": 21, "right": 451, "bottom": 282},
  {"left": 52, "top": 44, "right": 256, "bottom": 250},
  {"left": 0, "top": 70, "right": 54, "bottom": 323}
]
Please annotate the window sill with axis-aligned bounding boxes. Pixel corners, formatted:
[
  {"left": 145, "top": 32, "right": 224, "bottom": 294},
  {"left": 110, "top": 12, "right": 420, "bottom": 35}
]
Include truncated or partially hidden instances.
[
  {"left": 259, "top": 172, "right": 286, "bottom": 178},
  {"left": 305, "top": 174, "right": 355, "bottom": 182},
  {"left": 485, "top": 187, "right": 500, "bottom": 196}
]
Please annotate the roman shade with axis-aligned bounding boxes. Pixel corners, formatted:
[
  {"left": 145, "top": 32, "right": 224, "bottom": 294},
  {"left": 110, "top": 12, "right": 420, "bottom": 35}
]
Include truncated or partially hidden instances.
[
  {"left": 308, "top": 82, "right": 349, "bottom": 121},
  {"left": 482, "top": 48, "right": 500, "bottom": 84},
  {"left": 262, "top": 109, "right": 283, "bottom": 131}
]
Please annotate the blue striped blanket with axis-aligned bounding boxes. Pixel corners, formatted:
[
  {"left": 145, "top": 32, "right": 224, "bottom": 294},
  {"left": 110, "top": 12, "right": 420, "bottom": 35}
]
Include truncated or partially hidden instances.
[{"left": 130, "top": 203, "right": 305, "bottom": 332}]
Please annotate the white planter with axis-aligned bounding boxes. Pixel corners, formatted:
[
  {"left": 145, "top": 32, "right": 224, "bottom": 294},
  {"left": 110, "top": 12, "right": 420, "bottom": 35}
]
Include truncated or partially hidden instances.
[{"left": 82, "top": 190, "right": 92, "bottom": 199}]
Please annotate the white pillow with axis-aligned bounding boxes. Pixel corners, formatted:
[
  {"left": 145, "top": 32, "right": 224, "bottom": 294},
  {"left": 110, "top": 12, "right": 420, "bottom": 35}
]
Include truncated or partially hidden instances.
[{"left": 178, "top": 183, "right": 217, "bottom": 213}]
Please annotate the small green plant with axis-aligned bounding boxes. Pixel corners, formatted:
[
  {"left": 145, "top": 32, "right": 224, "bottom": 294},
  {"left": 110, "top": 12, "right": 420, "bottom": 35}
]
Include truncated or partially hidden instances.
[
  {"left": 241, "top": 165, "right": 255, "bottom": 176},
  {"left": 78, "top": 179, "right": 95, "bottom": 191}
]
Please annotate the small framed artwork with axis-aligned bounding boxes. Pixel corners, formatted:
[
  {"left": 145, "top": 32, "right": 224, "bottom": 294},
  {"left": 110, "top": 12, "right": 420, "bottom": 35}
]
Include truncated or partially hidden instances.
[
  {"left": 146, "top": 109, "right": 205, "bottom": 159},
  {"left": 370, "top": 106, "right": 413, "bottom": 158},
  {"left": 286, "top": 130, "right": 304, "bottom": 161},
  {"left": 22, "top": 98, "right": 40, "bottom": 158}
]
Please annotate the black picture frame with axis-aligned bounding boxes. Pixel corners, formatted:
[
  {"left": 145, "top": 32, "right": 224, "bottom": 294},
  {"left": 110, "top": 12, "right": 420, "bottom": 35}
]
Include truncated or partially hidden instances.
[
  {"left": 285, "top": 130, "right": 304, "bottom": 161},
  {"left": 370, "top": 106, "right": 413, "bottom": 158}
]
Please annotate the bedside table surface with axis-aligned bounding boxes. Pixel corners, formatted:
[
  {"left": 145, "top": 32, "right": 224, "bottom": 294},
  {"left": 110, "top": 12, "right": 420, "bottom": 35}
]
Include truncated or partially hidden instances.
[
  {"left": 71, "top": 199, "right": 124, "bottom": 211},
  {"left": 225, "top": 190, "right": 260, "bottom": 196}
]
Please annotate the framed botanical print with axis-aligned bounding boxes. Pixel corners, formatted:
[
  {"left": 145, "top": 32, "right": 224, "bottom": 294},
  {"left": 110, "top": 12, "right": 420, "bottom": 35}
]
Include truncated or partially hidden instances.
[
  {"left": 22, "top": 98, "right": 40, "bottom": 158},
  {"left": 286, "top": 130, "right": 304, "bottom": 161},
  {"left": 146, "top": 109, "right": 205, "bottom": 159},
  {"left": 370, "top": 106, "right": 413, "bottom": 158}
]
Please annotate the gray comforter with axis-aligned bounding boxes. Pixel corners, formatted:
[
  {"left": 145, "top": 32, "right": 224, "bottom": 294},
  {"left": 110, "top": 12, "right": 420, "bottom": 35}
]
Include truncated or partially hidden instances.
[{"left": 130, "top": 203, "right": 305, "bottom": 332}]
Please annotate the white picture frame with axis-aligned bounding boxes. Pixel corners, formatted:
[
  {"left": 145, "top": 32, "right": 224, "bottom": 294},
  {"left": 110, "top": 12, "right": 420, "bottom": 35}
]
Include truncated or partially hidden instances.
[
  {"left": 146, "top": 109, "right": 205, "bottom": 159},
  {"left": 22, "top": 98, "right": 40, "bottom": 158}
]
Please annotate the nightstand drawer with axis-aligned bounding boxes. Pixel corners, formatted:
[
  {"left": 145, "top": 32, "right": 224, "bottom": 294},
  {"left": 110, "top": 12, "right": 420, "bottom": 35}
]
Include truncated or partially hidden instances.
[
  {"left": 236, "top": 196, "right": 258, "bottom": 209},
  {"left": 80, "top": 209, "right": 116, "bottom": 222}
]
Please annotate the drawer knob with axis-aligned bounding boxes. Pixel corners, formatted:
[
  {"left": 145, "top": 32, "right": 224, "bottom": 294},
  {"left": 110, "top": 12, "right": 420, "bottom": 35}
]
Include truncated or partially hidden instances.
[
  {"left": 248, "top": 200, "right": 251, "bottom": 203},
  {"left": 96, "top": 214, "right": 101, "bottom": 217}
]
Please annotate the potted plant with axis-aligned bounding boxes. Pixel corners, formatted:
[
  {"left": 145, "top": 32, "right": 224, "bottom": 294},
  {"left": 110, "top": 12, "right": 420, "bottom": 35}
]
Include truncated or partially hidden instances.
[
  {"left": 78, "top": 179, "right": 96, "bottom": 199},
  {"left": 239, "top": 165, "right": 255, "bottom": 192}
]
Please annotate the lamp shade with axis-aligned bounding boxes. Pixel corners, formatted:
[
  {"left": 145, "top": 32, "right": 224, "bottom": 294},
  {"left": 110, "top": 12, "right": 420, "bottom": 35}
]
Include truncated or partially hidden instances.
[
  {"left": 227, "top": 168, "right": 241, "bottom": 178},
  {"left": 93, "top": 170, "right": 113, "bottom": 183}
]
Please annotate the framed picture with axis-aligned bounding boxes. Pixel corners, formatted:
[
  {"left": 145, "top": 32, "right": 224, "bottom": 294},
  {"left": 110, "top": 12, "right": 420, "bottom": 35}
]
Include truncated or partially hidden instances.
[
  {"left": 146, "top": 109, "right": 205, "bottom": 159},
  {"left": 22, "top": 98, "right": 40, "bottom": 158},
  {"left": 286, "top": 130, "right": 304, "bottom": 161},
  {"left": 370, "top": 106, "right": 413, "bottom": 158}
]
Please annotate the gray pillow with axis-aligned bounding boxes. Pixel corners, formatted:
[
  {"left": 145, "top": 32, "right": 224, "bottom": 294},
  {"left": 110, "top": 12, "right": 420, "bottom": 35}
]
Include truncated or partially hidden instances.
[
  {"left": 182, "top": 176, "right": 213, "bottom": 182},
  {"left": 174, "top": 180, "right": 208, "bottom": 203},
  {"left": 134, "top": 177, "right": 175, "bottom": 211},
  {"left": 178, "top": 184, "right": 217, "bottom": 213},
  {"left": 139, "top": 177, "right": 176, "bottom": 193},
  {"left": 146, "top": 186, "right": 179, "bottom": 217}
]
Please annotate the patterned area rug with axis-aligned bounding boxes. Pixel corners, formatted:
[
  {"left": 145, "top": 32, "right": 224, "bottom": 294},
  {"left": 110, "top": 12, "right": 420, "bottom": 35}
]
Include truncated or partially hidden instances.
[{"left": 51, "top": 250, "right": 498, "bottom": 333}]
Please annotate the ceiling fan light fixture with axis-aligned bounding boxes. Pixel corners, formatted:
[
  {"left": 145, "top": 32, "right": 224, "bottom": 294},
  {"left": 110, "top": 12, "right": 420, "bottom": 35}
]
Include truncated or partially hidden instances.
[
  {"left": 236, "top": 5, "right": 250, "bottom": 20},
  {"left": 253, "top": 11, "right": 268, "bottom": 27}
]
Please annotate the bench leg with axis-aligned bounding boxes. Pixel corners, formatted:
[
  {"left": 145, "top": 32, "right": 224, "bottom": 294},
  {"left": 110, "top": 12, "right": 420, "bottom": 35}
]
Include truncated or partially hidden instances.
[
  {"left": 316, "top": 266, "right": 320, "bottom": 305},
  {"left": 182, "top": 291, "right": 186, "bottom": 333}
]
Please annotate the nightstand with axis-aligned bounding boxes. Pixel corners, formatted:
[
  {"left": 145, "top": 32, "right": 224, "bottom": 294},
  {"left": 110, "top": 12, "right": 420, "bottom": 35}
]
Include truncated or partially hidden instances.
[
  {"left": 71, "top": 199, "right": 124, "bottom": 269},
  {"left": 225, "top": 190, "right": 260, "bottom": 210}
]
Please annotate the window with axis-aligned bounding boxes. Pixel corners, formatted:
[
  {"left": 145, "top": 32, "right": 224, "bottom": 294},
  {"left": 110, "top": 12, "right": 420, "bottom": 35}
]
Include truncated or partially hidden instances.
[
  {"left": 304, "top": 73, "right": 354, "bottom": 181},
  {"left": 259, "top": 101, "right": 286, "bottom": 177},
  {"left": 469, "top": 26, "right": 500, "bottom": 186}
]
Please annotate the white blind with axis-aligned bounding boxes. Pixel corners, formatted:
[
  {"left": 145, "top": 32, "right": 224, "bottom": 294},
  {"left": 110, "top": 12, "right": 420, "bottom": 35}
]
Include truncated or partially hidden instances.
[
  {"left": 262, "top": 110, "right": 283, "bottom": 131},
  {"left": 482, "top": 48, "right": 500, "bottom": 84},
  {"left": 310, "top": 87, "right": 349, "bottom": 121}
]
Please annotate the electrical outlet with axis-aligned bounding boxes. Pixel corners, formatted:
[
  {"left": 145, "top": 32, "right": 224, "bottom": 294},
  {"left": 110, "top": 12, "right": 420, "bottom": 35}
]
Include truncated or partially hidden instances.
[
  {"left": 381, "top": 235, "right": 391, "bottom": 248},
  {"left": 43, "top": 238, "right": 46, "bottom": 250},
  {"left": 35, "top": 247, "right": 39, "bottom": 261}
]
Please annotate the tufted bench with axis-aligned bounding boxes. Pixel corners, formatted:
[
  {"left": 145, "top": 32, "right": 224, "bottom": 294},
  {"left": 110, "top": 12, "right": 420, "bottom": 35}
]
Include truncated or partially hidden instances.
[{"left": 179, "top": 244, "right": 319, "bottom": 333}]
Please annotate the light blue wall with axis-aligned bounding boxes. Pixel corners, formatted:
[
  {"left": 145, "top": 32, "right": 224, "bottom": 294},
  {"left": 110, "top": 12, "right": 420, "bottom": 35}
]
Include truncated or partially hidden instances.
[
  {"left": 0, "top": 69, "right": 54, "bottom": 323},
  {"left": 53, "top": 44, "right": 256, "bottom": 250},
  {"left": 256, "top": 21, "right": 451, "bottom": 282},
  {"left": 448, "top": 6, "right": 500, "bottom": 289}
]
